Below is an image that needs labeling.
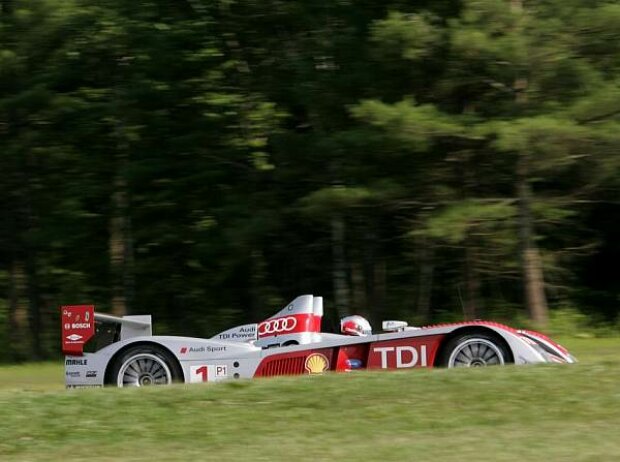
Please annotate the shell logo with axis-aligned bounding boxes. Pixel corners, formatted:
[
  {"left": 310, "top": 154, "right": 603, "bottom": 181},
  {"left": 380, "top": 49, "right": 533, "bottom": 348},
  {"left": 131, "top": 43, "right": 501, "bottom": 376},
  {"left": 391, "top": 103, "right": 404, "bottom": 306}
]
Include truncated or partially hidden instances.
[{"left": 305, "top": 353, "right": 329, "bottom": 375}]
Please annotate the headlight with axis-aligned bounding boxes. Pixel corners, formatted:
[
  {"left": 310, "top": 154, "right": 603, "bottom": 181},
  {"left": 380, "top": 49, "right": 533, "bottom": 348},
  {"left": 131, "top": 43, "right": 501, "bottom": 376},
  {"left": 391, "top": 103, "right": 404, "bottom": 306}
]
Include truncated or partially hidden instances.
[{"left": 519, "top": 333, "right": 571, "bottom": 364}]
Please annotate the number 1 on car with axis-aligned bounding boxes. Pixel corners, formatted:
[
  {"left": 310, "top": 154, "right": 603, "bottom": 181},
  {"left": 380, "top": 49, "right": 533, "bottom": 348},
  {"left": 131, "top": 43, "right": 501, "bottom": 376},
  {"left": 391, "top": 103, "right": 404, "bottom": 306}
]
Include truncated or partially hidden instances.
[{"left": 190, "top": 365, "right": 209, "bottom": 383}]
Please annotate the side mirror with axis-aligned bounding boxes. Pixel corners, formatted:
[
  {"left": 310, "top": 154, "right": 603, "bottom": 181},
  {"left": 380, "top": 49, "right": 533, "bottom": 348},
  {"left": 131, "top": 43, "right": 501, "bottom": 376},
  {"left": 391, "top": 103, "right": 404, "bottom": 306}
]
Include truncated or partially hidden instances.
[{"left": 382, "top": 320, "right": 408, "bottom": 332}]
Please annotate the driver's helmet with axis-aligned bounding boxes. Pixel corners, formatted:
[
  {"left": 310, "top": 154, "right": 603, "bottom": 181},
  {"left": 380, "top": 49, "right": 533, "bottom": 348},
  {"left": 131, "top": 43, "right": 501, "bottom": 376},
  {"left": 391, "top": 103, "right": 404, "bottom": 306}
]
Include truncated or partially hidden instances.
[{"left": 340, "top": 315, "right": 372, "bottom": 336}]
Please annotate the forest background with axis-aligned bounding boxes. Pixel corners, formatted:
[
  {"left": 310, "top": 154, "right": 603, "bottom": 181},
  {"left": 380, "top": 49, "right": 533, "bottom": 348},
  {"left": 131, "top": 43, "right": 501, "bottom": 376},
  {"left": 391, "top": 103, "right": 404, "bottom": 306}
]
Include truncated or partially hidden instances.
[{"left": 2, "top": 0, "right": 620, "bottom": 361}]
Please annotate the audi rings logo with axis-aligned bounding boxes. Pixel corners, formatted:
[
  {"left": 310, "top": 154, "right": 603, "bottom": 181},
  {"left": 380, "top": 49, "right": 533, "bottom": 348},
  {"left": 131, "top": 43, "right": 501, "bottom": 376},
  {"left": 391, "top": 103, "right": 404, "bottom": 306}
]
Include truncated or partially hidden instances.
[{"left": 258, "top": 317, "right": 298, "bottom": 336}]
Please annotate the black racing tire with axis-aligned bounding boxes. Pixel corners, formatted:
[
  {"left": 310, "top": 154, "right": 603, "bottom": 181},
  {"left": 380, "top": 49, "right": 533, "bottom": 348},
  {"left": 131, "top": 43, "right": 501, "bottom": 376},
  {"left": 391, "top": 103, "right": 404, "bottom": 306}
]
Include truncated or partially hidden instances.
[
  {"left": 438, "top": 332, "right": 512, "bottom": 368},
  {"left": 106, "top": 344, "right": 183, "bottom": 387}
]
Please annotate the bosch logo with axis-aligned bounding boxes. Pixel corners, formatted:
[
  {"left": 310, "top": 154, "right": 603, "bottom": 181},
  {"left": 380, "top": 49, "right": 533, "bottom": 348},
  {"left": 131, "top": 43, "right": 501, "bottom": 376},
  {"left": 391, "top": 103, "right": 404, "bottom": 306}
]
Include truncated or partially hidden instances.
[
  {"left": 258, "top": 317, "right": 297, "bottom": 336},
  {"left": 64, "top": 323, "right": 91, "bottom": 329}
]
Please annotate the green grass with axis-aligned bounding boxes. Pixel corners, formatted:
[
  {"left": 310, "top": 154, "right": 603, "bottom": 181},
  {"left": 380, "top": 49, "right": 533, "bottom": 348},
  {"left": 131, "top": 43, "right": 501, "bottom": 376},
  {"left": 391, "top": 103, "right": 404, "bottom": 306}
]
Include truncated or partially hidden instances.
[
  {"left": 0, "top": 338, "right": 619, "bottom": 461},
  {"left": 0, "top": 362, "right": 64, "bottom": 391}
]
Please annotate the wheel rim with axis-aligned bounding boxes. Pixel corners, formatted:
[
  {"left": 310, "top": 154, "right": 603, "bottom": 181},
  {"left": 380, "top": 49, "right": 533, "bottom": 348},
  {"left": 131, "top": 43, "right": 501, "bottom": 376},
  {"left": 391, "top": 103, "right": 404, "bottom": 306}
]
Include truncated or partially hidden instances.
[
  {"left": 448, "top": 338, "right": 505, "bottom": 368},
  {"left": 117, "top": 353, "right": 172, "bottom": 387}
]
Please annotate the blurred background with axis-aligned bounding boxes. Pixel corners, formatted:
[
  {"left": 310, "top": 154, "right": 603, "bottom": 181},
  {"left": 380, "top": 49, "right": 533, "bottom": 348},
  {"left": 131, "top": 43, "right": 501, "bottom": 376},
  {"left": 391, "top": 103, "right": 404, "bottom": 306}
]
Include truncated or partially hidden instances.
[{"left": 1, "top": 0, "right": 620, "bottom": 362}]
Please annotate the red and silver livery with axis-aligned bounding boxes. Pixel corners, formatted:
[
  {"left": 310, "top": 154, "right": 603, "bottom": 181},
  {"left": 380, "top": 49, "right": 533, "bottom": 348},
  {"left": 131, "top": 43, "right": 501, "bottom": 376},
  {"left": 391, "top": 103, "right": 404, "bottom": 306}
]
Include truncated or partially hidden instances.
[{"left": 61, "top": 295, "right": 576, "bottom": 388}]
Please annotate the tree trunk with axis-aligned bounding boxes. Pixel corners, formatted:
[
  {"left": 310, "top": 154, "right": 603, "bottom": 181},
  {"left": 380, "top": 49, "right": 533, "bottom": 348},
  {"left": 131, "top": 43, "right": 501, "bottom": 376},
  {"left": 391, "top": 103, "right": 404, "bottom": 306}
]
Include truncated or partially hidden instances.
[
  {"left": 463, "top": 239, "right": 479, "bottom": 320},
  {"left": 25, "top": 247, "right": 42, "bottom": 359},
  {"left": 510, "top": 0, "right": 549, "bottom": 326},
  {"left": 460, "top": 143, "right": 479, "bottom": 321},
  {"left": 416, "top": 238, "right": 434, "bottom": 323},
  {"left": 249, "top": 249, "right": 269, "bottom": 320},
  {"left": 22, "top": 149, "right": 44, "bottom": 359},
  {"left": 331, "top": 214, "right": 349, "bottom": 318},
  {"left": 1, "top": 0, "right": 12, "bottom": 15},
  {"left": 109, "top": 56, "right": 134, "bottom": 317},
  {"left": 363, "top": 228, "right": 385, "bottom": 325},
  {"left": 109, "top": 165, "right": 131, "bottom": 317},
  {"left": 351, "top": 257, "right": 366, "bottom": 317},
  {"left": 8, "top": 259, "right": 32, "bottom": 361},
  {"left": 373, "top": 256, "right": 386, "bottom": 327},
  {"left": 517, "top": 158, "right": 549, "bottom": 326},
  {"left": 7, "top": 117, "right": 44, "bottom": 358}
]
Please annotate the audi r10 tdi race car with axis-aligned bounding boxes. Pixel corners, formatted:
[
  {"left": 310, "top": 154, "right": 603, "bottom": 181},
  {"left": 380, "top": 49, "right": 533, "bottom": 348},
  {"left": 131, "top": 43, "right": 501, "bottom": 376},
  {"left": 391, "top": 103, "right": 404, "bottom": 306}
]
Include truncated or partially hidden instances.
[{"left": 61, "top": 295, "right": 576, "bottom": 388}]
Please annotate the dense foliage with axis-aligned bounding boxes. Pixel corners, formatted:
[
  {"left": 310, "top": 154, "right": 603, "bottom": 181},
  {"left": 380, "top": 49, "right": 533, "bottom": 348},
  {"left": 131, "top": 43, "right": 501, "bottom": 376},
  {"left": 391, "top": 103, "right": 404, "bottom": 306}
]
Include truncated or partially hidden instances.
[{"left": 1, "top": 0, "right": 619, "bottom": 360}]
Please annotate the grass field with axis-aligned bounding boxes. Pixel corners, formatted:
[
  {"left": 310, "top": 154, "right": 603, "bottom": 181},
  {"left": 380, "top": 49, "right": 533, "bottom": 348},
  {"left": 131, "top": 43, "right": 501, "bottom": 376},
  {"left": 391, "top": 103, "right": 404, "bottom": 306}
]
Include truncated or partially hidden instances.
[{"left": 0, "top": 338, "right": 619, "bottom": 461}]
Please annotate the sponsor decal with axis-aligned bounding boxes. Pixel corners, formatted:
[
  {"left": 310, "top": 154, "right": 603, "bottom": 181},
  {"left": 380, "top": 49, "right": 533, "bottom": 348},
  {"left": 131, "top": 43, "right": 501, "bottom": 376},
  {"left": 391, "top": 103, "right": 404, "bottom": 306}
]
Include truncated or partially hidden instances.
[
  {"left": 217, "top": 325, "right": 257, "bottom": 341},
  {"left": 64, "top": 323, "right": 92, "bottom": 330},
  {"left": 61, "top": 305, "right": 95, "bottom": 355},
  {"left": 207, "top": 346, "right": 226, "bottom": 353},
  {"left": 66, "top": 371, "right": 81, "bottom": 378},
  {"left": 190, "top": 365, "right": 208, "bottom": 382},
  {"left": 66, "top": 385, "right": 103, "bottom": 389},
  {"left": 86, "top": 370, "right": 97, "bottom": 378},
  {"left": 62, "top": 312, "right": 93, "bottom": 330},
  {"left": 65, "top": 359, "right": 88, "bottom": 366},
  {"left": 373, "top": 345, "right": 428, "bottom": 369},
  {"left": 345, "top": 359, "right": 363, "bottom": 369},
  {"left": 258, "top": 317, "right": 298, "bottom": 337},
  {"left": 213, "top": 365, "right": 228, "bottom": 379},
  {"left": 189, "top": 364, "right": 228, "bottom": 383},
  {"left": 305, "top": 353, "right": 329, "bottom": 375},
  {"left": 181, "top": 346, "right": 227, "bottom": 354}
]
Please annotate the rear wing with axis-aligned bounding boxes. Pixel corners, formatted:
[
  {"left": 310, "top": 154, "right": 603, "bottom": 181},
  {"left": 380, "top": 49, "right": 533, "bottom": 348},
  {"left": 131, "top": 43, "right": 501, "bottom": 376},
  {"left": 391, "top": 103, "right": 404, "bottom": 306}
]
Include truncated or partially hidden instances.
[{"left": 61, "top": 305, "right": 152, "bottom": 356}]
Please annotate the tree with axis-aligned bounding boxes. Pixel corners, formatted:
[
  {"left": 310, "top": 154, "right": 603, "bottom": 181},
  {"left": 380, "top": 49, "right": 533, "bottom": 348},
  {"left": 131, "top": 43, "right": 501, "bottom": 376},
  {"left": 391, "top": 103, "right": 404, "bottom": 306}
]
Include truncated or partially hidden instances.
[{"left": 353, "top": 0, "right": 620, "bottom": 326}]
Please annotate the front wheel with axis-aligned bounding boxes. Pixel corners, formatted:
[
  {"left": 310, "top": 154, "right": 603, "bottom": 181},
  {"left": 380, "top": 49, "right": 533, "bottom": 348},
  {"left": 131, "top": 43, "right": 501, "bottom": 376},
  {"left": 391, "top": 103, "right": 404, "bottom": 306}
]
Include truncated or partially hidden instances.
[
  {"left": 107, "top": 345, "right": 183, "bottom": 387},
  {"left": 439, "top": 333, "right": 512, "bottom": 368}
]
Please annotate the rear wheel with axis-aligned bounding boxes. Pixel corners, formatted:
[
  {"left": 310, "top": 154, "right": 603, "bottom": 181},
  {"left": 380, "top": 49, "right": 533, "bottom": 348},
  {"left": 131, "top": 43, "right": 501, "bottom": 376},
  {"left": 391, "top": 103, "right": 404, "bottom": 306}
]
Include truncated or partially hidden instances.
[
  {"left": 439, "top": 333, "right": 511, "bottom": 368},
  {"left": 107, "top": 345, "right": 182, "bottom": 387}
]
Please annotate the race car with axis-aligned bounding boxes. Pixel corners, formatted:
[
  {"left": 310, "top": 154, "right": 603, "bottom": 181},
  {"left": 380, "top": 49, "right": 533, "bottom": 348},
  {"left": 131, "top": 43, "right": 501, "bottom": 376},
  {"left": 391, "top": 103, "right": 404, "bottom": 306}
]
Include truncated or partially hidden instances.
[{"left": 61, "top": 295, "right": 575, "bottom": 388}]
